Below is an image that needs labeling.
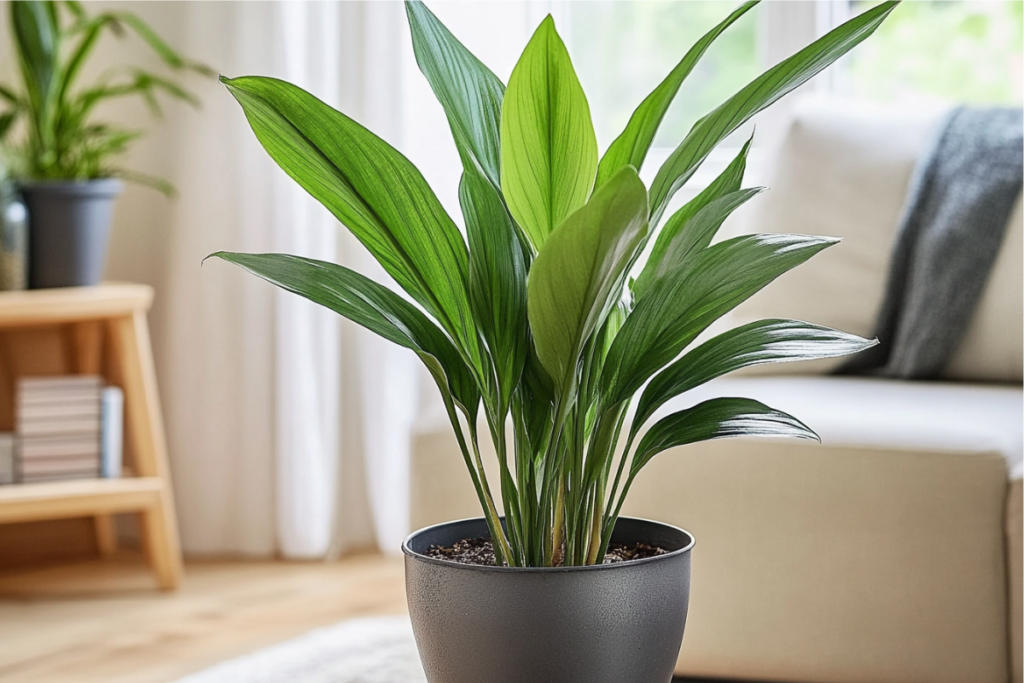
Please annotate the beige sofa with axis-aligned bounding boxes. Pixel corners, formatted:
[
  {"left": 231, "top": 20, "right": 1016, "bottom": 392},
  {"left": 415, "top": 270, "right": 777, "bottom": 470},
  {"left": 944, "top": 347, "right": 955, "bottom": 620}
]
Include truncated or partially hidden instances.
[{"left": 409, "top": 99, "right": 1023, "bottom": 683}]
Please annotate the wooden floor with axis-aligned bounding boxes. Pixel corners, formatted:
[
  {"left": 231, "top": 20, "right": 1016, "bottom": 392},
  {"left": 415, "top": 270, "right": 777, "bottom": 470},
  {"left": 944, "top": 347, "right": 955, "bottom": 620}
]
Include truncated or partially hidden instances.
[{"left": 0, "top": 550, "right": 407, "bottom": 683}]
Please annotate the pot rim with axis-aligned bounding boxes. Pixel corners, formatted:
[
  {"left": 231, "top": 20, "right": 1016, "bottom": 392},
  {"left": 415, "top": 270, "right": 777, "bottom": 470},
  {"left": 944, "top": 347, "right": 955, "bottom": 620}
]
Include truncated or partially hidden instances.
[
  {"left": 18, "top": 178, "right": 123, "bottom": 195},
  {"left": 402, "top": 515, "right": 694, "bottom": 573}
]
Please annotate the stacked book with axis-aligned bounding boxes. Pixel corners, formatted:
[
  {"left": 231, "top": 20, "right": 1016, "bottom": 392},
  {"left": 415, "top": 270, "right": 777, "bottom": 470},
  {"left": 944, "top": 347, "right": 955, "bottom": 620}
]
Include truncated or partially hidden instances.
[{"left": 14, "top": 376, "right": 123, "bottom": 483}]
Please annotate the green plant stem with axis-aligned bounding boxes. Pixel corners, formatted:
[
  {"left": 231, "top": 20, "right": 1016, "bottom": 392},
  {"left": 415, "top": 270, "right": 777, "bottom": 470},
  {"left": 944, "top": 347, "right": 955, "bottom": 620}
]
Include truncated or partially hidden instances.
[
  {"left": 469, "top": 419, "right": 516, "bottom": 565},
  {"left": 550, "top": 470, "right": 566, "bottom": 566}
]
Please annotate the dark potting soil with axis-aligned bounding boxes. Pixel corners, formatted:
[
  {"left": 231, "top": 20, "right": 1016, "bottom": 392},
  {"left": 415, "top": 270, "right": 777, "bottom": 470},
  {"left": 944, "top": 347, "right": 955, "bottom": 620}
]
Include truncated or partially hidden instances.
[{"left": 424, "top": 537, "right": 668, "bottom": 566}]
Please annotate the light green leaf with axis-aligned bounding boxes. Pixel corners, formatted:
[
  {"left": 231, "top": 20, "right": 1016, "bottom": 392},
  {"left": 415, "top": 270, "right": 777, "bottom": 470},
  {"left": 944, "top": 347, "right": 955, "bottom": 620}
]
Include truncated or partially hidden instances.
[
  {"left": 221, "top": 75, "right": 484, "bottom": 373},
  {"left": 527, "top": 166, "right": 648, "bottom": 390},
  {"left": 633, "top": 136, "right": 753, "bottom": 298},
  {"left": 649, "top": 1, "right": 899, "bottom": 225},
  {"left": 595, "top": 1, "right": 758, "bottom": 187},
  {"left": 461, "top": 159, "right": 528, "bottom": 414},
  {"left": 602, "top": 233, "right": 838, "bottom": 405},
  {"left": 633, "top": 319, "right": 877, "bottom": 431},
  {"left": 501, "top": 15, "right": 598, "bottom": 252},
  {"left": 208, "top": 251, "right": 479, "bottom": 416},
  {"left": 631, "top": 397, "right": 818, "bottom": 476}
]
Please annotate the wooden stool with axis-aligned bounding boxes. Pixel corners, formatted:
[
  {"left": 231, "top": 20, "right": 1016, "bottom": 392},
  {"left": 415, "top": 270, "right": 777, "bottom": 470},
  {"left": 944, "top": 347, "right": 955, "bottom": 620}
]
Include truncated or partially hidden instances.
[{"left": 0, "top": 284, "right": 182, "bottom": 590}]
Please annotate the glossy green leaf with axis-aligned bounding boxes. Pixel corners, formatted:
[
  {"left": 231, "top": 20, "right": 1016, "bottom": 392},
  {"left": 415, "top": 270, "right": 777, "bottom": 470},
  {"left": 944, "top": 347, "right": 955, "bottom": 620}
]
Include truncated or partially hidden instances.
[
  {"left": 406, "top": 0, "right": 505, "bottom": 188},
  {"left": 461, "top": 159, "right": 528, "bottom": 414},
  {"left": 595, "top": 1, "right": 758, "bottom": 187},
  {"left": 631, "top": 397, "right": 818, "bottom": 476},
  {"left": 637, "top": 186, "right": 764, "bottom": 300},
  {"left": 527, "top": 166, "right": 648, "bottom": 389},
  {"left": 649, "top": 1, "right": 899, "bottom": 225},
  {"left": 633, "top": 319, "right": 877, "bottom": 431},
  {"left": 602, "top": 233, "right": 838, "bottom": 405},
  {"left": 633, "top": 136, "right": 753, "bottom": 298},
  {"left": 501, "top": 15, "right": 598, "bottom": 252},
  {"left": 208, "top": 251, "right": 479, "bottom": 416},
  {"left": 222, "top": 76, "right": 483, "bottom": 372}
]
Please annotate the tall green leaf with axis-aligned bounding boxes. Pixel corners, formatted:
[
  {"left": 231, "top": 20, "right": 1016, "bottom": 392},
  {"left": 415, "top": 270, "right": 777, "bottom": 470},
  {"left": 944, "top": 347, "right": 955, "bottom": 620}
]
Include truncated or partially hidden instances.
[
  {"left": 649, "top": 1, "right": 899, "bottom": 225},
  {"left": 221, "top": 76, "right": 483, "bottom": 373},
  {"left": 461, "top": 159, "right": 528, "bottom": 414},
  {"left": 595, "top": 0, "right": 758, "bottom": 187},
  {"left": 602, "top": 233, "right": 838, "bottom": 405},
  {"left": 527, "top": 166, "right": 648, "bottom": 390},
  {"left": 406, "top": 0, "right": 505, "bottom": 188},
  {"left": 633, "top": 319, "right": 877, "bottom": 431},
  {"left": 631, "top": 397, "right": 818, "bottom": 476},
  {"left": 10, "top": 1, "right": 59, "bottom": 111},
  {"left": 501, "top": 15, "right": 598, "bottom": 252},
  {"left": 208, "top": 251, "right": 479, "bottom": 416},
  {"left": 633, "top": 136, "right": 753, "bottom": 298}
]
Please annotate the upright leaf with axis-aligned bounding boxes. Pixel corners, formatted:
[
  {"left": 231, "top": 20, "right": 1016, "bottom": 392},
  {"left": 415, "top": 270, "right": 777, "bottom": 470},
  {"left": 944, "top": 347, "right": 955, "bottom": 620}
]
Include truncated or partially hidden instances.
[
  {"left": 633, "top": 319, "right": 877, "bottom": 431},
  {"left": 461, "top": 160, "right": 528, "bottom": 414},
  {"left": 602, "top": 233, "right": 838, "bottom": 405},
  {"left": 596, "top": 1, "right": 758, "bottom": 187},
  {"left": 208, "top": 252, "right": 479, "bottom": 416},
  {"left": 649, "top": 1, "right": 900, "bottom": 225},
  {"left": 11, "top": 1, "right": 59, "bottom": 111},
  {"left": 222, "top": 76, "right": 483, "bottom": 373},
  {"left": 631, "top": 397, "right": 818, "bottom": 476},
  {"left": 527, "top": 166, "right": 648, "bottom": 390},
  {"left": 634, "top": 136, "right": 753, "bottom": 298},
  {"left": 406, "top": 0, "right": 505, "bottom": 187},
  {"left": 501, "top": 16, "right": 598, "bottom": 252}
]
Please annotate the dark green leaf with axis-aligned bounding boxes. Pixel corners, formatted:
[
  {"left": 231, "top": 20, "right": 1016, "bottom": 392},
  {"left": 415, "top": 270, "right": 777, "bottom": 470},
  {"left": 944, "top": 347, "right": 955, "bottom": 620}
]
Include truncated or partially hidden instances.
[
  {"left": 501, "top": 15, "right": 598, "bottom": 252},
  {"left": 631, "top": 397, "right": 818, "bottom": 476},
  {"left": 595, "top": 1, "right": 758, "bottom": 187},
  {"left": 649, "top": 1, "right": 899, "bottom": 225},
  {"left": 11, "top": 1, "right": 60, "bottom": 109},
  {"left": 634, "top": 319, "right": 877, "bottom": 430},
  {"left": 602, "top": 233, "right": 838, "bottom": 405},
  {"left": 406, "top": 0, "right": 505, "bottom": 188},
  {"left": 221, "top": 75, "right": 484, "bottom": 373},
  {"left": 633, "top": 136, "right": 753, "bottom": 298},
  {"left": 208, "top": 251, "right": 480, "bottom": 416},
  {"left": 461, "top": 159, "right": 528, "bottom": 414},
  {"left": 527, "top": 166, "right": 648, "bottom": 389}
]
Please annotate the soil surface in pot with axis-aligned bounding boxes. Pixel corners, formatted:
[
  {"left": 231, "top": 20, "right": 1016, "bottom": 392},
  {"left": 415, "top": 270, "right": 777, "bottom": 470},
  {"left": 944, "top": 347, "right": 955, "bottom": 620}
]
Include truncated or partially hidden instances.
[{"left": 425, "top": 537, "right": 668, "bottom": 566}]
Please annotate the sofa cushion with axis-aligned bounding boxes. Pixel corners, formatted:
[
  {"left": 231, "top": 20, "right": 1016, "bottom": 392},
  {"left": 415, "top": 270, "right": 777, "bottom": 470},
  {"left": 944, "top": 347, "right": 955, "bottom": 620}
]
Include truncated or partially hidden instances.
[
  {"left": 663, "top": 376, "right": 1023, "bottom": 470},
  {"left": 728, "top": 97, "right": 1023, "bottom": 381}
]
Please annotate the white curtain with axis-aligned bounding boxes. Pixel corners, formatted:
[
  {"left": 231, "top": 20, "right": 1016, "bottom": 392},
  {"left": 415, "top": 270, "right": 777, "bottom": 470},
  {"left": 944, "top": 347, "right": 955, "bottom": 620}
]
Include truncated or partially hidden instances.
[{"left": 159, "top": 1, "right": 415, "bottom": 558}]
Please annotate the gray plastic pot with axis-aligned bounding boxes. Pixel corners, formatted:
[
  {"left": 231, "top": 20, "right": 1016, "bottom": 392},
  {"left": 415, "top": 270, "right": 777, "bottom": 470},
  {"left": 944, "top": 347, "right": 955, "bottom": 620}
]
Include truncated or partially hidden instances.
[
  {"left": 21, "top": 179, "right": 122, "bottom": 289},
  {"left": 403, "top": 517, "right": 694, "bottom": 683}
]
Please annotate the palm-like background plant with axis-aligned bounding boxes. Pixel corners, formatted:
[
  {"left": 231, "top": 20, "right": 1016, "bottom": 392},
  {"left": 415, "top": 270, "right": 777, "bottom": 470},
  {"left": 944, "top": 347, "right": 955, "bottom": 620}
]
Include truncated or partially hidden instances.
[
  {"left": 211, "top": 0, "right": 895, "bottom": 567},
  {"left": 0, "top": 1, "right": 212, "bottom": 193}
]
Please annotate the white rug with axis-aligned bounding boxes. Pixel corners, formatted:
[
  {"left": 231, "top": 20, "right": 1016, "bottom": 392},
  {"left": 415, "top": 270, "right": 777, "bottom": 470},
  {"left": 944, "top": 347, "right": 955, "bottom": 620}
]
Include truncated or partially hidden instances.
[{"left": 173, "top": 616, "right": 427, "bottom": 683}]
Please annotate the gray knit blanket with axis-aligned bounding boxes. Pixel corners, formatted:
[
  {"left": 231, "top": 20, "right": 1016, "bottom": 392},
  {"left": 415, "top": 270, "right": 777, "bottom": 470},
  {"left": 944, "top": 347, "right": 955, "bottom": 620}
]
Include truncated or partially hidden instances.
[{"left": 839, "top": 107, "right": 1023, "bottom": 379}]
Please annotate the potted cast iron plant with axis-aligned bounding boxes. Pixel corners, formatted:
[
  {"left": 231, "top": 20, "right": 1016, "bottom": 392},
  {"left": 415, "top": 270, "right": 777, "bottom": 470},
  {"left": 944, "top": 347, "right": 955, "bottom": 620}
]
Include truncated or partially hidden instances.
[
  {"left": 211, "top": 1, "right": 896, "bottom": 681},
  {"left": 0, "top": 1, "right": 211, "bottom": 289}
]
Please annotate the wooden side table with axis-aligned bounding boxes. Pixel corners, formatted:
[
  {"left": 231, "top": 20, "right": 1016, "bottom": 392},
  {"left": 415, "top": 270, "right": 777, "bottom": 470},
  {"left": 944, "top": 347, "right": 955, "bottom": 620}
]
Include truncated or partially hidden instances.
[{"left": 0, "top": 283, "right": 182, "bottom": 590}]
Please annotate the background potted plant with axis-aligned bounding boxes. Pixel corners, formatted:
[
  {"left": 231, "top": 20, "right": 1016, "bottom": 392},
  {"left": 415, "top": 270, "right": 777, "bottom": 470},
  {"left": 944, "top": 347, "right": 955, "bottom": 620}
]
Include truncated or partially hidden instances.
[
  {"left": 209, "top": 1, "right": 896, "bottom": 681},
  {"left": 0, "top": 0, "right": 211, "bottom": 289}
]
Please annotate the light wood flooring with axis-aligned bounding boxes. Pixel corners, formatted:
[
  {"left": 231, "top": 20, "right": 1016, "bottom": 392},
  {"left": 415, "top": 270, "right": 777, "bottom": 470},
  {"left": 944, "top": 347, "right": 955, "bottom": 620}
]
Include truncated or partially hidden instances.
[{"left": 0, "top": 550, "right": 407, "bottom": 683}]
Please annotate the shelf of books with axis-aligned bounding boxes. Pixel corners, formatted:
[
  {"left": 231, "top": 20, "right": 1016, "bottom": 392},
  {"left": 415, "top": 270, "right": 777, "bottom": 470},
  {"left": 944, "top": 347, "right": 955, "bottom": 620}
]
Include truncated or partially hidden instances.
[{"left": 0, "top": 283, "right": 181, "bottom": 590}]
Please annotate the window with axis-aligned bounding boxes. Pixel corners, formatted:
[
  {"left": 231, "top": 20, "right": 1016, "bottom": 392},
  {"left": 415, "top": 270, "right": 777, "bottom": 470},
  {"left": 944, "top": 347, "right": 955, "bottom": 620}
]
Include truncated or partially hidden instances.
[
  {"left": 837, "top": 1, "right": 1023, "bottom": 106},
  {"left": 563, "top": 2, "right": 762, "bottom": 150}
]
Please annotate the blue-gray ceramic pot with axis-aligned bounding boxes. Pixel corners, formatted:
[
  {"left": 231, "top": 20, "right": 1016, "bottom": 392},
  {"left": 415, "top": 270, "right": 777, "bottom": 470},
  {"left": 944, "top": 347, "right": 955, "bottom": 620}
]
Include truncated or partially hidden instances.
[
  {"left": 21, "top": 179, "right": 122, "bottom": 289},
  {"left": 403, "top": 516, "right": 694, "bottom": 683}
]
